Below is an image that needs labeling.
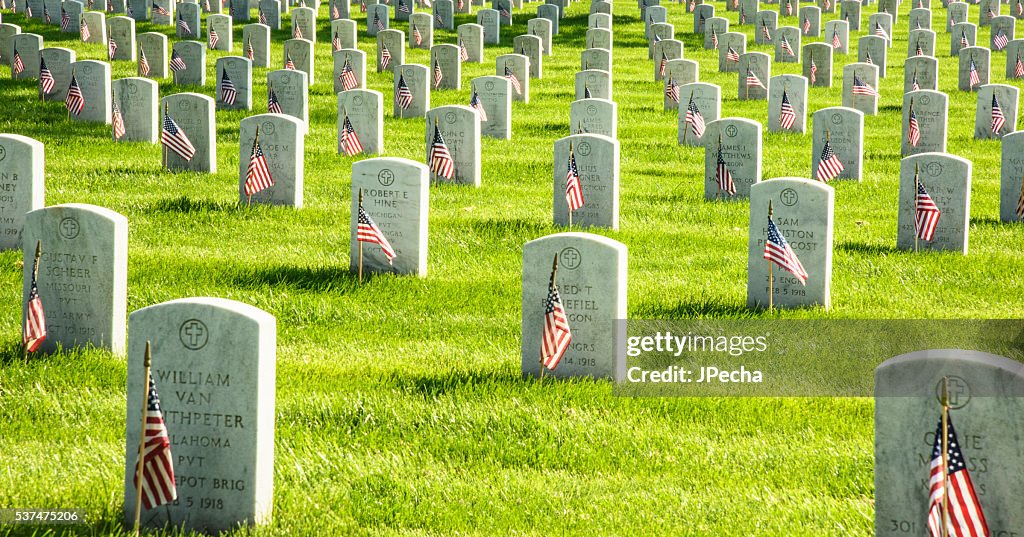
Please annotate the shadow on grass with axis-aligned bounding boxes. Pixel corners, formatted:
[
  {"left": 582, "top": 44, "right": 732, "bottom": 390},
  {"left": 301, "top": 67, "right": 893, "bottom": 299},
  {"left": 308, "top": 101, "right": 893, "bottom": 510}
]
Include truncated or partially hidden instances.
[
  {"left": 233, "top": 263, "right": 368, "bottom": 292},
  {"left": 970, "top": 216, "right": 1006, "bottom": 227},
  {"left": 836, "top": 241, "right": 900, "bottom": 255},
  {"left": 633, "top": 297, "right": 759, "bottom": 319},
  {"left": 468, "top": 218, "right": 552, "bottom": 236},
  {"left": 388, "top": 368, "right": 525, "bottom": 397},
  {"left": 150, "top": 196, "right": 240, "bottom": 213}
]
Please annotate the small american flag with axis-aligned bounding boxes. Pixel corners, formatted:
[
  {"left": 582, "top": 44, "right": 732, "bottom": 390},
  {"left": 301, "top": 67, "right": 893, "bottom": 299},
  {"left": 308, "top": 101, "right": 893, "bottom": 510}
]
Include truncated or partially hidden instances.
[
  {"left": 823, "top": 0, "right": 830, "bottom": 9},
  {"left": 685, "top": 95, "right": 705, "bottom": 137},
  {"left": 457, "top": 0, "right": 463, "bottom": 9},
  {"left": 912, "top": 72, "right": 921, "bottom": 91},
  {"left": 285, "top": 53, "right": 296, "bottom": 70},
  {"left": 459, "top": 39, "right": 468, "bottom": 61},
  {"left": 802, "top": 16, "right": 810, "bottom": 34},
  {"left": 865, "top": 51, "right": 873, "bottom": 65},
  {"left": 761, "top": 21, "right": 771, "bottom": 40},
  {"left": 340, "top": 58, "right": 359, "bottom": 91},
  {"left": 293, "top": 23, "right": 302, "bottom": 39},
  {"left": 112, "top": 100, "right": 126, "bottom": 140},
  {"left": 162, "top": 111, "right": 196, "bottom": 161},
  {"left": 809, "top": 57, "right": 817, "bottom": 84},
  {"left": 331, "top": 1, "right": 340, "bottom": 18},
  {"left": 968, "top": 59, "right": 980, "bottom": 88},
  {"left": 333, "top": 32, "right": 342, "bottom": 51},
  {"left": 357, "top": 203, "right": 396, "bottom": 262},
  {"left": 915, "top": 41, "right": 924, "bottom": 56},
  {"left": 396, "top": 74, "right": 413, "bottom": 109},
  {"left": 565, "top": 146, "right": 584, "bottom": 211},
  {"left": 209, "top": 27, "right": 219, "bottom": 49},
  {"left": 908, "top": 108, "right": 921, "bottom": 147},
  {"left": 764, "top": 215, "right": 808, "bottom": 284},
  {"left": 1018, "top": 0, "right": 1023, "bottom": 16},
  {"left": 779, "top": 89, "right": 795, "bottom": 129},
  {"left": 169, "top": 50, "right": 187, "bottom": 72},
  {"left": 340, "top": 114, "right": 364, "bottom": 156},
  {"left": 832, "top": 29, "right": 841, "bottom": 49},
  {"left": 505, "top": 64, "right": 521, "bottom": 95},
  {"left": 247, "top": 37, "right": 255, "bottom": 59},
  {"left": 746, "top": 69, "right": 765, "bottom": 89},
  {"left": 785, "top": 0, "right": 792, "bottom": 15},
  {"left": 926, "top": 416, "right": 989, "bottom": 537},
  {"left": 44, "top": 6, "right": 50, "bottom": 23},
  {"left": 780, "top": 34, "right": 794, "bottom": 56},
  {"left": 109, "top": 37, "right": 118, "bottom": 59},
  {"left": 711, "top": 28, "right": 718, "bottom": 49},
  {"left": 133, "top": 377, "right": 177, "bottom": 510},
  {"left": 60, "top": 8, "right": 70, "bottom": 30},
  {"left": 874, "top": 22, "right": 888, "bottom": 40},
  {"left": 81, "top": 17, "right": 91, "bottom": 41},
  {"left": 139, "top": 48, "right": 151, "bottom": 76},
  {"left": 816, "top": 138, "right": 844, "bottom": 181},
  {"left": 1016, "top": 53, "right": 1024, "bottom": 78},
  {"left": 360, "top": 0, "right": 366, "bottom": 12},
  {"left": 994, "top": 31, "right": 1008, "bottom": 50},
  {"left": 429, "top": 123, "right": 455, "bottom": 180},
  {"left": 245, "top": 135, "right": 274, "bottom": 196},
  {"left": 987, "top": 7, "right": 995, "bottom": 18},
  {"left": 688, "top": 0, "right": 694, "bottom": 11},
  {"left": 715, "top": 143, "right": 736, "bottom": 195},
  {"left": 268, "top": 87, "right": 283, "bottom": 113},
  {"left": 25, "top": 2, "right": 30, "bottom": 16},
  {"left": 540, "top": 259, "right": 571, "bottom": 371},
  {"left": 499, "top": 5, "right": 510, "bottom": 19},
  {"left": 152, "top": 2, "right": 169, "bottom": 16},
  {"left": 176, "top": 13, "right": 190, "bottom": 35},
  {"left": 398, "top": 0, "right": 410, "bottom": 13},
  {"left": 1016, "top": 181, "right": 1024, "bottom": 218},
  {"left": 584, "top": 84, "right": 592, "bottom": 99},
  {"left": 220, "top": 69, "right": 236, "bottom": 105},
  {"left": 23, "top": 249, "right": 46, "bottom": 353},
  {"left": 435, "top": 13, "right": 442, "bottom": 27},
  {"left": 469, "top": 88, "right": 487, "bottom": 121},
  {"left": 960, "top": 30, "right": 970, "bottom": 48},
  {"left": 726, "top": 46, "right": 740, "bottom": 62},
  {"left": 258, "top": 6, "right": 267, "bottom": 24},
  {"left": 380, "top": 44, "right": 391, "bottom": 70},
  {"left": 373, "top": 12, "right": 384, "bottom": 31},
  {"left": 665, "top": 76, "right": 680, "bottom": 103},
  {"left": 658, "top": 52, "right": 667, "bottom": 77},
  {"left": 991, "top": 94, "right": 1006, "bottom": 135},
  {"left": 852, "top": 75, "right": 878, "bottom": 97},
  {"left": 203, "top": 0, "right": 210, "bottom": 12},
  {"left": 413, "top": 25, "right": 422, "bottom": 46},
  {"left": 739, "top": 7, "right": 745, "bottom": 24},
  {"left": 39, "top": 57, "right": 55, "bottom": 95},
  {"left": 432, "top": 60, "right": 443, "bottom": 88},
  {"left": 106, "top": 0, "right": 112, "bottom": 11},
  {"left": 66, "top": 74, "right": 85, "bottom": 116}
]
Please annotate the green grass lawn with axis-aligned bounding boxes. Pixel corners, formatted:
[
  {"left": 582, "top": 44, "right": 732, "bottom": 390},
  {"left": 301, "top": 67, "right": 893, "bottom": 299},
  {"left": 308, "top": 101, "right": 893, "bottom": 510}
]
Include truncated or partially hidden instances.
[{"left": 0, "top": 0, "right": 1021, "bottom": 534}]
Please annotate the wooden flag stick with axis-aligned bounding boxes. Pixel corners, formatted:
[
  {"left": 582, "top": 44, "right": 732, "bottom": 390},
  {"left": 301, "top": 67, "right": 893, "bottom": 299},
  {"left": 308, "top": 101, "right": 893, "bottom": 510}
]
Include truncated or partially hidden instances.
[
  {"left": 940, "top": 375, "right": 951, "bottom": 537},
  {"left": 681, "top": 93, "right": 690, "bottom": 144},
  {"left": 914, "top": 162, "right": 920, "bottom": 253},
  {"left": 358, "top": 188, "right": 364, "bottom": 283},
  {"left": 133, "top": 341, "right": 153, "bottom": 537},
  {"left": 23, "top": 239, "right": 42, "bottom": 363},
  {"left": 716, "top": 134, "right": 723, "bottom": 201},
  {"left": 162, "top": 102, "right": 168, "bottom": 169},
  {"left": 768, "top": 200, "right": 774, "bottom": 312},
  {"left": 248, "top": 126, "right": 259, "bottom": 208},
  {"left": 539, "top": 253, "right": 559, "bottom": 381},
  {"left": 568, "top": 141, "right": 573, "bottom": 230}
]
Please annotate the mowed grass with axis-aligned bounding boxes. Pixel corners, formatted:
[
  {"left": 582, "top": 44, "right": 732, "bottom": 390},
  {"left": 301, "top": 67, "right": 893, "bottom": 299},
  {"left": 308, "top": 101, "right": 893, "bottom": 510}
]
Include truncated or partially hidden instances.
[{"left": 0, "top": 0, "right": 1021, "bottom": 534}]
